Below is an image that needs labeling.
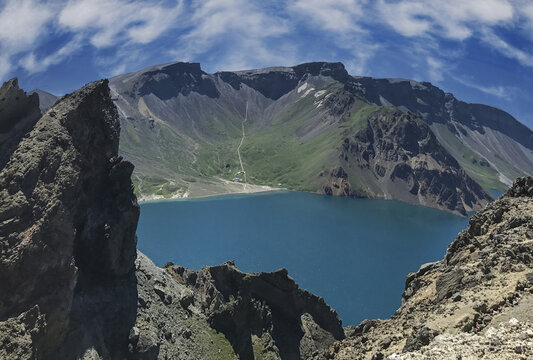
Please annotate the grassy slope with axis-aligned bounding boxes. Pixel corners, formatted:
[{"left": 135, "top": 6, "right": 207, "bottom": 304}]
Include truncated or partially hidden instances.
[
  {"left": 124, "top": 87, "right": 502, "bottom": 200},
  {"left": 194, "top": 93, "right": 378, "bottom": 192}
]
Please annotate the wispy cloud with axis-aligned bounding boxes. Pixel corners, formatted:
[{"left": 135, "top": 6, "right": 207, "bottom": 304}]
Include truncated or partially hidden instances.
[
  {"left": 0, "top": 0, "right": 55, "bottom": 79},
  {"left": 376, "top": 0, "right": 514, "bottom": 40},
  {"left": 58, "top": 0, "right": 183, "bottom": 48},
  {"left": 20, "top": 35, "right": 84, "bottom": 74},
  {"left": 289, "top": 0, "right": 366, "bottom": 34},
  {"left": 170, "top": 0, "right": 292, "bottom": 71},
  {"left": 0, "top": 0, "right": 184, "bottom": 77},
  {"left": 454, "top": 76, "right": 514, "bottom": 100},
  {"left": 480, "top": 28, "right": 533, "bottom": 67}
]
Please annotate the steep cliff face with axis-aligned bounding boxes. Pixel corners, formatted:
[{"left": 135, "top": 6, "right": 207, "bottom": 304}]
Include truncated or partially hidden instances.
[
  {"left": 351, "top": 77, "right": 533, "bottom": 189},
  {"left": 336, "top": 109, "right": 491, "bottom": 215},
  {"left": 330, "top": 176, "right": 533, "bottom": 359},
  {"left": 0, "top": 80, "right": 139, "bottom": 359}
]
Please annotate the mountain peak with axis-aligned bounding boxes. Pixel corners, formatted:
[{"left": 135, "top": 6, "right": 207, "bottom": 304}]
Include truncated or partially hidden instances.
[{"left": 156, "top": 61, "right": 204, "bottom": 75}]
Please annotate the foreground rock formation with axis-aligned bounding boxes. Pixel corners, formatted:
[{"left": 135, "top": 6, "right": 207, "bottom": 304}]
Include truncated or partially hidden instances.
[
  {"left": 0, "top": 79, "right": 343, "bottom": 360},
  {"left": 330, "top": 177, "right": 533, "bottom": 359},
  {"left": 131, "top": 255, "right": 343, "bottom": 360},
  {"left": 0, "top": 80, "right": 139, "bottom": 359}
]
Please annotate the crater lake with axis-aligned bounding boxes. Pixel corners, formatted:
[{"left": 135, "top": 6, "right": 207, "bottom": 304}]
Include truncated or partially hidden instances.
[{"left": 136, "top": 191, "right": 468, "bottom": 325}]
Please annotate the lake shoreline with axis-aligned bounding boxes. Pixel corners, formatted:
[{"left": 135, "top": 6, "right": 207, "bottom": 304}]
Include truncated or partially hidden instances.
[
  {"left": 137, "top": 191, "right": 468, "bottom": 325},
  {"left": 138, "top": 187, "right": 288, "bottom": 204}
]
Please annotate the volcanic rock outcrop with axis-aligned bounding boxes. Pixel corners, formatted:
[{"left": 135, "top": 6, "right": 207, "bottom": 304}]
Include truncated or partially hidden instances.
[
  {"left": 329, "top": 176, "right": 533, "bottom": 359},
  {"left": 0, "top": 80, "right": 139, "bottom": 359},
  {"left": 339, "top": 109, "right": 491, "bottom": 215}
]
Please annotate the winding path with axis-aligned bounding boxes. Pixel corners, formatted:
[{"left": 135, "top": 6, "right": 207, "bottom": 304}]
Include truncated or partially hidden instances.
[{"left": 237, "top": 101, "right": 248, "bottom": 189}]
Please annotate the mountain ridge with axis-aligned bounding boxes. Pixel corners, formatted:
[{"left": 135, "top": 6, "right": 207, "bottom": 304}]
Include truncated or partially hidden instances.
[
  {"left": 104, "top": 61, "right": 533, "bottom": 215},
  {"left": 29, "top": 61, "right": 533, "bottom": 214}
]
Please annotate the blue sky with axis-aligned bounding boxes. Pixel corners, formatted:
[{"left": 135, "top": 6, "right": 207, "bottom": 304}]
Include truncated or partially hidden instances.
[{"left": 1, "top": 0, "right": 533, "bottom": 128}]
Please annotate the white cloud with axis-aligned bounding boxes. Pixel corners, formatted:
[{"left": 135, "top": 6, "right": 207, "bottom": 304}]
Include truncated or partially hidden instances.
[
  {"left": 0, "top": 55, "right": 12, "bottom": 81},
  {"left": 0, "top": 0, "right": 54, "bottom": 51},
  {"left": 426, "top": 57, "right": 445, "bottom": 82},
  {"left": 58, "top": 0, "right": 183, "bottom": 48},
  {"left": 183, "top": 0, "right": 287, "bottom": 47},
  {"left": 20, "top": 35, "right": 83, "bottom": 74},
  {"left": 170, "top": 0, "right": 291, "bottom": 71},
  {"left": 288, "top": 0, "right": 377, "bottom": 74},
  {"left": 376, "top": 0, "right": 514, "bottom": 40},
  {"left": 480, "top": 28, "right": 533, "bottom": 67},
  {"left": 0, "top": 0, "right": 55, "bottom": 79},
  {"left": 289, "top": 0, "right": 366, "bottom": 34}
]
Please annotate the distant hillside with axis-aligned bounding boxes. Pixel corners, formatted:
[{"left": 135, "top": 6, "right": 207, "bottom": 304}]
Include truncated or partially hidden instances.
[
  {"left": 29, "top": 89, "right": 58, "bottom": 113},
  {"left": 103, "top": 62, "right": 532, "bottom": 214}
]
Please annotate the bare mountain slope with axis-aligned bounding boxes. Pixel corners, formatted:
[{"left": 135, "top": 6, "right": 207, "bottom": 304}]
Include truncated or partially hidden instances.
[{"left": 104, "top": 61, "right": 533, "bottom": 214}]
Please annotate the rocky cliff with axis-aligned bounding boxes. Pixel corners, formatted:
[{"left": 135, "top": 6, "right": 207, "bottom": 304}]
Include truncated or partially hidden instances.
[
  {"left": 329, "top": 176, "right": 533, "bottom": 359},
  {"left": 335, "top": 109, "right": 491, "bottom": 215},
  {"left": 0, "top": 79, "right": 139, "bottom": 359},
  {"left": 0, "top": 79, "right": 343, "bottom": 360}
]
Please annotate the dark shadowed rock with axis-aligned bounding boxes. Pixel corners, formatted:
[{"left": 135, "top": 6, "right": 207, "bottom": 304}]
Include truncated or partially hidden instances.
[
  {"left": 168, "top": 262, "right": 345, "bottom": 360},
  {"left": 341, "top": 109, "right": 491, "bottom": 215},
  {"left": 0, "top": 78, "right": 41, "bottom": 169},
  {"left": 0, "top": 80, "right": 139, "bottom": 359}
]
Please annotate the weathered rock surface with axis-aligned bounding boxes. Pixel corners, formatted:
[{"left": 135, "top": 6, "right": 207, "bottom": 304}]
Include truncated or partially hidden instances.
[
  {"left": 168, "top": 261, "right": 344, "bottom": 360},
  {"left": 321, "top": 167, "right": 352, "bottom": 197},
  {"left": 130, "top": 252, "right": 345, "bottom": 360},
  {"left": 339, "top": 109, "right": 491, "bottom": 215},
  {"left": 389, "top": 318, "right": 533, "bottom": 359},
  {"left": 331, "top": 176, "right": 533, "bottom": 359},
  {"left": 0, "top": 80, "right": 139, "bottom": 359}
]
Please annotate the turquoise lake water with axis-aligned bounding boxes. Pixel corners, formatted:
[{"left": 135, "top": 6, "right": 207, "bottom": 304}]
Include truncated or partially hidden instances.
[{"left": 136, "top": 191, "right": 468, "bottom": 326}]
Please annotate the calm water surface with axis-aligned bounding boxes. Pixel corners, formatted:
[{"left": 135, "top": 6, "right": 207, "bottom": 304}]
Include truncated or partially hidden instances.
[{"left": 137, "top": 191, "right": 467, "bottom": 325}]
